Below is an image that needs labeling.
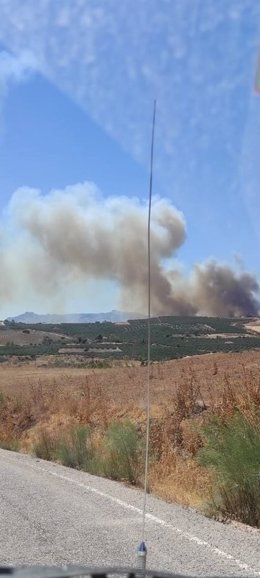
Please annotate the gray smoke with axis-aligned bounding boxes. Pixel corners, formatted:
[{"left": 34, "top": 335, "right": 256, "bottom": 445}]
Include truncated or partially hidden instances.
[
  {"left": 1, "top": 183, "right": 259, "bottom": 317},
  {"left": 191, "top": 262, "right": 260, "bottom": 317}
]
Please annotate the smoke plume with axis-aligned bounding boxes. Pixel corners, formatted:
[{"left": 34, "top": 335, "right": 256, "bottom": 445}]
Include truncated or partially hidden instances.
[{"left": 1, "top": 182, "right": 259, "bottom": 317}]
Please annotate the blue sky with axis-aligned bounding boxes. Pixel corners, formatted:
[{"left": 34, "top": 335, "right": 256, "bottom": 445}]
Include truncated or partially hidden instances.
[
  {"left": 0, "top": 73, "right": 147, "bottom": 207},
  {"left": 0, "top": 0, "right": 260, "bottom": 317}
]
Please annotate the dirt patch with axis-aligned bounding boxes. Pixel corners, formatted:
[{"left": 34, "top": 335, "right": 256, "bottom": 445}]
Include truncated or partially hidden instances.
[
  {"left": 58, "top": 348, "right": 85, "bottom": 354},
  {"left": 0, "top": 328, "right": 69, "bottom": 346},
  {"left": 206, "top": 333, "right": 245, "bottom": 339},
  {"left": 246, "top": 325, "right": 260, "bottom": 334}
]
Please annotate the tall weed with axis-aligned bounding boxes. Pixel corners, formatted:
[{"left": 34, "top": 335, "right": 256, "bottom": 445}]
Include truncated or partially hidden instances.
[
  {"left": 33, "top": 429, "right": 57, "bottom": 461},
  {"left": 101, "top": 420, "right": 141, "bottom": 484},
  {"left": 57, "top": 425, "right": 94, "bottom": 470}
]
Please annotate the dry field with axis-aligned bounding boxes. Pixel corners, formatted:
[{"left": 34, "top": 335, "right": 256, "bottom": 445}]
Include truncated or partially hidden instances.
[
  {"left": 246, "top": 322, "right": 260, "bottom": 334},
  {"left": 0, "top": 350, "right": 260, "bottom": 511},
  {"left": 1, "top": 349, "right": 259, "bottom": 404},
  {"left": 0, "top": 328, "right": 67, "bottom": 346}
]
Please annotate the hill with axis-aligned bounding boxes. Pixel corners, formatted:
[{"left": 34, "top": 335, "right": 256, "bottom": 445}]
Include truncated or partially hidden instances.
[
  {"left": 1, "top": 315, "right": 260, "bottom": 362},
  {"left": 7, "top": 310, "right": 143, "bottom": 324}
]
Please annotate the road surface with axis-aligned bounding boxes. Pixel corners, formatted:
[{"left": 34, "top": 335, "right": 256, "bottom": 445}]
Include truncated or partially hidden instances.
[{"left": 0, "top": 449, "right": 259, "bottom": 576}]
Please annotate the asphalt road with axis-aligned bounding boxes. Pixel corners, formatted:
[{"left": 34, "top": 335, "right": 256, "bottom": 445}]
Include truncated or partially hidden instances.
[{"left": 0, "top": 449, "right": 259, "bottom": 576}]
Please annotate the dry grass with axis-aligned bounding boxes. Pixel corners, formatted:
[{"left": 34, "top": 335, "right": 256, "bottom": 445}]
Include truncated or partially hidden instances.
[
  {"left": 0, "top": 327, "right": 67, "bottom": 346},
  {"left": 150, "top": 457, "right": 213, "bottom": 508},
  {"left": 0, "top": 350, "right": 260, "bottom": 511}
]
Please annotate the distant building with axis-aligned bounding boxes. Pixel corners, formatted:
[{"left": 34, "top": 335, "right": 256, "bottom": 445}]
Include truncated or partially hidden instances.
[{"left": 0, "top": 320, "right": 5, "bottom": 326}]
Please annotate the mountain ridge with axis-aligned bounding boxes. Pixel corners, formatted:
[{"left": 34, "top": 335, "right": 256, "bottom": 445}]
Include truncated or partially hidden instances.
[{"left": 6, "top": 310, "right": 144, "bottom": 324}]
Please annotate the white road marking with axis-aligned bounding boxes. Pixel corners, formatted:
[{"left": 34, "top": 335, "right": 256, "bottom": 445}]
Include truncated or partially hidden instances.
[{"left": 32, "top": 463, "right": 260, "bottom": 576}]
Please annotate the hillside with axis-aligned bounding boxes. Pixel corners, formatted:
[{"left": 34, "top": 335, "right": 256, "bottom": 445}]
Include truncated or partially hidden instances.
[{"left": 1, "top": 315, "right": 260, "bottom": 362}]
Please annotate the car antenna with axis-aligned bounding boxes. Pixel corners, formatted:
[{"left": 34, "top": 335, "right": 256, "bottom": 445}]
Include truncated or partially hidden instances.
[{"left": 136, "top": 99, "right": 157, "bottom": 574}]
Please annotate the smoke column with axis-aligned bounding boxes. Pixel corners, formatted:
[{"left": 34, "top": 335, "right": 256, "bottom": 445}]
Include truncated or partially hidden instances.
[{"left": 1, "top": 182, "right": 259, "bottom": 317}]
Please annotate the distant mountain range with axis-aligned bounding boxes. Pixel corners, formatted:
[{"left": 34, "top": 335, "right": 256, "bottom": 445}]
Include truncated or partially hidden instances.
[{"left": 7, "top": 310, "right": 144, "bottom": 324}]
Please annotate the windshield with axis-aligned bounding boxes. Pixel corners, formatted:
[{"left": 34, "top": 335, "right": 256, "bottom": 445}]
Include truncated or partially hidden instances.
[{"left": 0, "top": 2, "right": 260, "bottom": 576}]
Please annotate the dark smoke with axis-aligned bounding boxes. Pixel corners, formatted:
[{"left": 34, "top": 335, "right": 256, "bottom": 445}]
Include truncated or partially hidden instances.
[{"left": 192, "top": 262, "right": 260, "bottom": 317}]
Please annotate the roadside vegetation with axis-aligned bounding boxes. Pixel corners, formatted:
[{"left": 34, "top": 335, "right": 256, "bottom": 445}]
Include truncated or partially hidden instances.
[
  {"left": 32, "top": 421, "right": 142, "bottom": 484},
  {"left": 0, "top": 353, "right": 260, "bottom": 527},
  {"left": 199, "top": 411, "right": 260, "bottom": 526}
]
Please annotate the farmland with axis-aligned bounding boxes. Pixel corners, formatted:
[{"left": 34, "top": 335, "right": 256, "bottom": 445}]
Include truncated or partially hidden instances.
[{"left": 1, "top": 315, "right": 260, "bottom": 363}]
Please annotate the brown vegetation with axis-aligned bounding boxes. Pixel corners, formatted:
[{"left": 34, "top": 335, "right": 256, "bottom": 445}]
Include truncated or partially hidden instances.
[{"left": 0, "top": 350, "right": 260, "bottom": 512}]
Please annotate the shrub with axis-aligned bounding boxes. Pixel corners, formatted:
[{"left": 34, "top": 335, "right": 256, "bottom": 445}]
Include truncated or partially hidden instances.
[
  {"left": 33, "top": 429, "right": 57, "bottom": 461},
  {"left": 101, "top": 421, "right": 141, "bottom": 484},
  {"left": 0, "top": 439, "right": 20, "bottom": 451},
  {"left": 198, "top": 411, "right": 260, "bottom": 526},
  {"left": 57, "top": 425, "right": 93, "bottom": 470},
  {"left": 0, "top": 390, "right": 6, "bottom": 409}
]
